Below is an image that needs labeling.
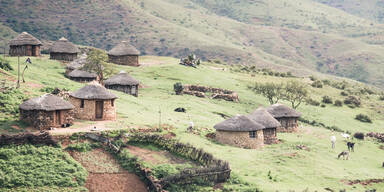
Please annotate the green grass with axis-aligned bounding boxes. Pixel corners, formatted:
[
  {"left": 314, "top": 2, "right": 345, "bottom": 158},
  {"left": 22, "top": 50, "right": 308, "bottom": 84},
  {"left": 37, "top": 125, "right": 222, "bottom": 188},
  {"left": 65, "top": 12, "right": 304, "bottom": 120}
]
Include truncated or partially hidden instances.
[
  {"left": 0, "top": 145, "right": 87, "bottom": 189},
  {"left": 0, "top": 55, "right": 383, "bottom": 191}
]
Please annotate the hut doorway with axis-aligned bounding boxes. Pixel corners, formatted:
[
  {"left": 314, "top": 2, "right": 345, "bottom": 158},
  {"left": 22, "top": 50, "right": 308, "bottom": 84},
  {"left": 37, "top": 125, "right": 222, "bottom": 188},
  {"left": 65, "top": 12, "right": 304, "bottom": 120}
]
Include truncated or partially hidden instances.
[
  {"left": 95, "top": 101, "right": 104, "bottom": 119},
  {"left": 55, "top": 110, "right": 62, "bottom": 126},
  {"left": 32, "top": 46, "right": 37, "bottom": 56}
]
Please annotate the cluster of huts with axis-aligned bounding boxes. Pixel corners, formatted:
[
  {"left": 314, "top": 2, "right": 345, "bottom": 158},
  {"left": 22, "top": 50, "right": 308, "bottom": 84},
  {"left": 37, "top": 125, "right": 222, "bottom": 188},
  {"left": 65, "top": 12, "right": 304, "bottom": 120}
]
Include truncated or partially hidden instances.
[
  {"left": 10, "top": 32, "right": 142, "bottom": 130},
  {"left": 214, "top": 104, "right": 301, "bottom": 149}
]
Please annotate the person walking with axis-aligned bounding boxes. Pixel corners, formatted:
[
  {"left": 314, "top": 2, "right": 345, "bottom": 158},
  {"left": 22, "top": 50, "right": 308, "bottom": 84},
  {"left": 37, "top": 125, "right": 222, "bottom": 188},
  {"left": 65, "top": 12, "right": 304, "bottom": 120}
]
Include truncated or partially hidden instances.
[{"left": 331, "top": 134, "right": 336, "bottom": 149}]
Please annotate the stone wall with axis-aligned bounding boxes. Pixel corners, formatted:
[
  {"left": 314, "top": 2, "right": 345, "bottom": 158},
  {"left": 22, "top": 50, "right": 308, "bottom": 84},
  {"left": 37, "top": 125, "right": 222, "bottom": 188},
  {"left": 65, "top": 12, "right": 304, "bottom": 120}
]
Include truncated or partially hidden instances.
[
  {"left": 182, "top": 85, "right": 239, "bottom": 102},
  {"left": 9, "top": 45, "right": 40, "bottom": 56},
  {"left": 19, "top": 109, "right": 74, "bottom": 130},
  {"left": 215, "top": 130, "right": 264, "bottom": 149},
  {"left": 69, "top": 97, "right": 116, "bottom": 121},
  {"left": 276, "top": 117, "right": 298, "bottom": 133},
  {"left": 108, "top": 55, "right": 139, "bottom": 66},
  {"left": 263, "top": 128, "right": 277, "bottom": 144},
  {"left": 106, "top": 84, "right": 138, "bottom": 97},
  {"left": 50, "top": 52, "right": 78, "bottom": 61}
]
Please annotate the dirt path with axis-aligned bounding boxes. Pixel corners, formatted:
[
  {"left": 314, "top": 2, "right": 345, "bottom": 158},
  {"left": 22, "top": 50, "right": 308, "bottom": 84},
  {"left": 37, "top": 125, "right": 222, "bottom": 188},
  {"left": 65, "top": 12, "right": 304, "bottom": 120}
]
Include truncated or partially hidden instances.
[{"left": 48, "top": 121, "right": 120, "bottom": 135}]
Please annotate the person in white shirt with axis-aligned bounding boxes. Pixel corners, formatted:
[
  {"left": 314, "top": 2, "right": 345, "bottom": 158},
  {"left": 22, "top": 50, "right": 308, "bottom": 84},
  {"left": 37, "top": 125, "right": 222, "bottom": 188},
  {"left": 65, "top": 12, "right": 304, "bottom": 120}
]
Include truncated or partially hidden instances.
[{"left": 331, "top": 134, "right": 336, "bottom": 149}]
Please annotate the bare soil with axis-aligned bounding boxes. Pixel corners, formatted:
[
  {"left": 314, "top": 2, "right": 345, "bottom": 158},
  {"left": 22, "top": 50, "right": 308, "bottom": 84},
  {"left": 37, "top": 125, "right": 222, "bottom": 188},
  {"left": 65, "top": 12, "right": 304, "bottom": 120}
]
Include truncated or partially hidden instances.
[{"left": 85, "top": 172, "right": 148, "bottom": 192}]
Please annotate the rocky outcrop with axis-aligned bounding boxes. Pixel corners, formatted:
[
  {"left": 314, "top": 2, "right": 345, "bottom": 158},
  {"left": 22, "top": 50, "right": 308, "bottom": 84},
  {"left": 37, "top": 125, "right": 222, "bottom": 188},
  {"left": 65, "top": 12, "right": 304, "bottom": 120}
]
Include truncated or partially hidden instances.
[{"left": 181, "top": 85, "right": 239, "bottom": 102}]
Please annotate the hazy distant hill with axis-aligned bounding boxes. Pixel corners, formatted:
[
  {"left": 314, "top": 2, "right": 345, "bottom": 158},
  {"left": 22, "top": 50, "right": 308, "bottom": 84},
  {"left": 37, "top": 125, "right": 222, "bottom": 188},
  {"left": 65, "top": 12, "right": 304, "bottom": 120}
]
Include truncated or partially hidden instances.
[{"left": 0, "top": 0, "right": 383, "bottom": 88}]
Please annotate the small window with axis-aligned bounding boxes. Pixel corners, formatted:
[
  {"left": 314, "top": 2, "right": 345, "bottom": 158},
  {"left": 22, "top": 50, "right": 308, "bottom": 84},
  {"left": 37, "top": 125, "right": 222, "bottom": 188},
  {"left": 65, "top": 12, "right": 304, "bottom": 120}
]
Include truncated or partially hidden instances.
[
  {"left": 111, "top": 99, "right": 114, "bottom": 107},
  {"left": 80, "top": 99, "right": 84, "bottom": 108},
  {"left": 249, "top": 131, "right": 256, "bottom": 138}
]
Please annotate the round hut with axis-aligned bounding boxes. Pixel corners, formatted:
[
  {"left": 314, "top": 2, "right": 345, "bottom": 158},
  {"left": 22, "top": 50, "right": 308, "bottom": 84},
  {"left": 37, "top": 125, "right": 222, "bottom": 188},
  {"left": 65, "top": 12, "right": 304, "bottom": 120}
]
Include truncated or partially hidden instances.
[
  {"left": 66, "top": 53, "right": 87, "bottom": 75},
  {"left": 266, "top": 104, "right": 301, "bottom": 133},
  {"left": 69, "top": 82, "right": 117, "bottom": 121},
  {"left": 9, "top": 32, "right": 42, "bottom": 56},
  {"left": 19, "top": 94, "right": 74, "bottom": 130},
  {"left": 105, "top": 71, "right": 140, "bottom": 97},
  {"left": 248, "top": 107, "right": 281, "bottom": 144},
  {"left": 108, "top": 41, "right": 140, "bottom": 66},
  {"left": 214, "top": 115, "right": 265, "bottom": 149},
  {"left": 67, "top": 69, "right": 98, "bottom": 82},
  {"left": 50, "top": 37, "right": 80, "bottom": 61}
]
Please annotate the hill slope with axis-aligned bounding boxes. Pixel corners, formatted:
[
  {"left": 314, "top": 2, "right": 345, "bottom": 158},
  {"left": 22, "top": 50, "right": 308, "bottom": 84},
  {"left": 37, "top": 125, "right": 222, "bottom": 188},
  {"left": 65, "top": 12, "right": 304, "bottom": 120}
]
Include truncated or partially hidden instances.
[
  {"left": 0, "top": 55, "right": 383, "bottom": 191},
  {"left": 0, "top": 0, "right": 384, "bottom": 88}
]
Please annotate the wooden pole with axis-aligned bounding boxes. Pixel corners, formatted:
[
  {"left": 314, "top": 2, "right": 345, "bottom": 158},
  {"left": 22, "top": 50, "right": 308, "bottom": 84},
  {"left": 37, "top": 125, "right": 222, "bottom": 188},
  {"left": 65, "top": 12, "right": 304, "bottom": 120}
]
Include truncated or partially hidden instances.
[
  {"left": 158, "top": 107, "right": 161, "bottom": 130},
  {"left": 16, "top": 56, "right": 20, "bottom": 88}
]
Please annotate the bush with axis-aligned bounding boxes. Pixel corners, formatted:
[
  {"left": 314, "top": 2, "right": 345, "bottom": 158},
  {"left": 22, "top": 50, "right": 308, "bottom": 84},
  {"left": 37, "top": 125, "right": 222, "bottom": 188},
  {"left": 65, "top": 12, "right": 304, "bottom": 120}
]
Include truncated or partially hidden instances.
[
  {"left": 340, "top": 91, "right": 348, "bottom": 96},
  {"left": 344, "top": 96, "right": 361, "bottom": 107},
  {"left": 320, "top": 104, "right": 326, "bottom": 108},
  {"left": 334, "top": 100, "right": 343, "bottom": 107},
  {"left": 355, "top": 114, "right": 372, "bottom": 123},
  {"left": 151, "top": 164, "right": 178, "bottom": 179},
  {"left": 322, "top": 96, "right": 333, "bottom": 104},
  {"left": 354, "top": 132, "right": 365, "bottom": 140},
  {"left": 321, "top": 79, "right": 331, "bottom": 85},
  {"left": 306, "top": 98, "right": 320, "bottom": 106},
  {"left": 174, "top": 82, "right": 183, "bottom": 95},
  {"left": 379, "top": 93, "right": 384, "bottom": 101},
  {"left": 311, "top": 80, "right": 323, "bottom": 88},
  {"left": 309, "top": 76, "right": 317, "bottom": 81},
  {"left": 0, "top": 57, "right": 12, "bottom": 71}
]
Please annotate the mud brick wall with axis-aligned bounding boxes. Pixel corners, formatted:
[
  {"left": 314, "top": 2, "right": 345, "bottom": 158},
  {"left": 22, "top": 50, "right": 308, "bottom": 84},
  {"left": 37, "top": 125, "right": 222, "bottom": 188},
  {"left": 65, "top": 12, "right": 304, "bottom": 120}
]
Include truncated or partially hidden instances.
[
  {"left": 19, "top": 109, "right": 73, "bottom": 130},
  {"left": 215, "top": 130, "right": 264, "bottom": 149},
  {"left": 69, "top": 97, "right": 116, "bottom": 121},
  {"left": 263, "top": 128, "right": 277, "bottom": 144},
  {"left": 108, "top": 55, "right": 139, "bottom": 66},
  {"left": 50, "top": 52, "right": 78, "bottom": 61},
  {"left": 276, "top": 117, "right": 298, "bottom": 133}
]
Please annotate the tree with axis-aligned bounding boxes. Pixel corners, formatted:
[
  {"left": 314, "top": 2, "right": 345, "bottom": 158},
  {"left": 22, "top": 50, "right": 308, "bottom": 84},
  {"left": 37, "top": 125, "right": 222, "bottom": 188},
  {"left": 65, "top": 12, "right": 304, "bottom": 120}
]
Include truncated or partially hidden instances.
[
  {"left": 82, "top": 49, "right": 114, "bottom": 85},
  {"left": 250, "top": 82, "right": 284, "bottom": 104},
  {"left": 283, "top": 80, "right": 308, "bottom": 109}
]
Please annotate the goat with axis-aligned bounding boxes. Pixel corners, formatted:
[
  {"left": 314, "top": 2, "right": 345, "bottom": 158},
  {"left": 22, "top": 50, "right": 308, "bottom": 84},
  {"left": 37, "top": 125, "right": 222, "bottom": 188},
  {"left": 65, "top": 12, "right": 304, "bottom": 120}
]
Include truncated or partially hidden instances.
[{"left": 338, "top": 151, "right": 349, "bottom": 160}]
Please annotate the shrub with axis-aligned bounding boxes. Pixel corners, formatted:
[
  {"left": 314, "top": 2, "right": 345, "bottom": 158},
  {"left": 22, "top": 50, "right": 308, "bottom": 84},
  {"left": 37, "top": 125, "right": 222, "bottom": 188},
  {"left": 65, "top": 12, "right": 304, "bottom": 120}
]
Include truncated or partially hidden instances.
[
  {"left": 379, "top": 93, "right": 384, "bottom": 101},
  {"left": 40, "top": 86, "right": 56, "bottom": 93},
  {"left": 344, "top": 96, "right": 361, "bottom": 107},
  {"left": 173, "top": 82, "right": 183, "bottom": 95},
  {"left": 340, "top": 91, "right": 348, "bottom": 96},
  {"left": 355, "top": 114, "right": 372, "bottom": 123},
  {"left": 322, "top": 96, "right": 333, "bottom": 104},
  {"left": 0, "top": 57, "right": 12, "bottom": 71},
  {"left": 334, "top": 100, "right": 343, "bottom": 107},
  {"left": 151, "top": 164, "right": 178, "bottom": 179},
  {"left": 311, "top": 80, "right": 323, "bottom": 88},
  {"left": 320, "top": 104, "right": 326, "bottom": 108},
  {"left": 306, "top": 98, "right": 320, "bottom": 106},
  {"left": 354, "top": 132, "right": 365, "bottom": 140},
  {"left": 321, "top": 79, "right": 331, "bottom": 85},
  {"left": 309, "top": 76, "right": 317, "bottom": 81}
]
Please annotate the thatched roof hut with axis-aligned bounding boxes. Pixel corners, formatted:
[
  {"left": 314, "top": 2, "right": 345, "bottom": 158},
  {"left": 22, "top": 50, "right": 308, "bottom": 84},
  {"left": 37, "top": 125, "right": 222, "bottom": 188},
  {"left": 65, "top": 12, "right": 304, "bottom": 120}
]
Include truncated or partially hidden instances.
[
  {"left": 66, "top": 53, "right": 87, "bottom": 74},
  {"left": 108, "top": 41, "right": 140, "bottom": 66},
  {"left": 214, "top": 115, "right": 265, "bottom": 149},
  {"left": 248, "top": 107, "right": 280, "bottom": 144},
  {"left": 67, "top": 69, "right": 98, "bottom": 83},
  {"left": 19, "top": 94, "right": 74, "bottom": 130},
  {"left": 267, "top": 104, "right": 301, "bottom": 132},
  {"left": 105, "top": 71, "right": 140, "bottom": 96},
  {"left": 50, "top": 37, "right": 80, "bottom": 61},
  {"left": 9, "top": 32, "right": 42, "bottom": 56},
  {"left": 69, "top": 82, "right": 117, "bottom": 121}
]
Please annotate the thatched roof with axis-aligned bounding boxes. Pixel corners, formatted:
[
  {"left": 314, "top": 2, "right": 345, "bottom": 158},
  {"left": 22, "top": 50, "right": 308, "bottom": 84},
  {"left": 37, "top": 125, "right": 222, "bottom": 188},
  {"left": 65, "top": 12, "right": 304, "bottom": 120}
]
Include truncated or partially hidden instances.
[
  {"left": 9, "top": 32, "right": 42, "bottom": 46},
  {"left": 68, "top": 69, "right": 97, "bottom": 78},
  {"left": 19, "top": 94, "right": 74, "bottom": 111},
  {"left": 50, "top": 37, "right": 80, "bottom": 53},
  {"left": 105, "top": 71, "right": 139, "bottom": 86},
  {"left": 67, "top": 54, "right": 87, "bottom": 70},
  {"left": 247, "top": 107, "right": 281, "bottom": 128},
  {"left": 108, "top": 41, "right": 140, "bottom": 56},
  {"left": 70, "top": 81, "right": 117, "bottom": 100},
  {"left": 266, "top": 104, "right": 301, "bottom": 118},
  {"left": 214, "top": 115, "right": 265, "bottom": 131}
]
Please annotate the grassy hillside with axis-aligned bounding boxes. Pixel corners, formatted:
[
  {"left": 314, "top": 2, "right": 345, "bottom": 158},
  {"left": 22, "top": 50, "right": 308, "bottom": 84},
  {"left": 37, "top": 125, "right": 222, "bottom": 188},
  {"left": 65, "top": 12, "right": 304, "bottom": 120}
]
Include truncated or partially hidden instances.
[
  {"left": 1, "top": 0, "right": 384, "bottom": 88},
  {"left": 0, "top": 55, "right": 383, "bottom": 191}
]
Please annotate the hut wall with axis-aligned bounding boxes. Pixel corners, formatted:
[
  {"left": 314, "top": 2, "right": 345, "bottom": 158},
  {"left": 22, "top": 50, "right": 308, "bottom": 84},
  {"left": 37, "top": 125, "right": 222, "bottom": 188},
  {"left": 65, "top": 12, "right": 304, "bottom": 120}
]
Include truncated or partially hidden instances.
[
  {"left": 50, "top": 52, "right": 78, "bottom": 61},
  {"left": 263, "top": 128, "right": 277, "bottom": 144},
  {"left": 69, "top": 97, "right": 116, "bottom": 121},
  {"left": 19, "top": 109, "right": 73, "bottom": 130},
  {"left": 69, "top": 76, "right": 97, "bottom": 83},
  {"left": 276, "top": 117, "right": 298, "bottom": 133},
  {"left": 108, "top": 55, "right": 139, "bottom": 66},
  {"left": 9, "top": 45, "right": 40, "bottom": 56},
  {"left": 215, "top": 130, "right": 264, "bottom": 149},
  {"left": 106, "top": 84, "right": 138, "bottom": 97}
]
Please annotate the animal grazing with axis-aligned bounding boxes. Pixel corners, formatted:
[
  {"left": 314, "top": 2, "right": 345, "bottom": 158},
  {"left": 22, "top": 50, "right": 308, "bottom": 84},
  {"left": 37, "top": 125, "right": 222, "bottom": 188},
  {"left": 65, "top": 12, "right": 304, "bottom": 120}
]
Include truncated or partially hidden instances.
[
  {"left": 347, "top": 142, "right": 355, "bottom": 152},
  {"left": 338, "top": 151, "right": 349, "bottom": 160}
]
